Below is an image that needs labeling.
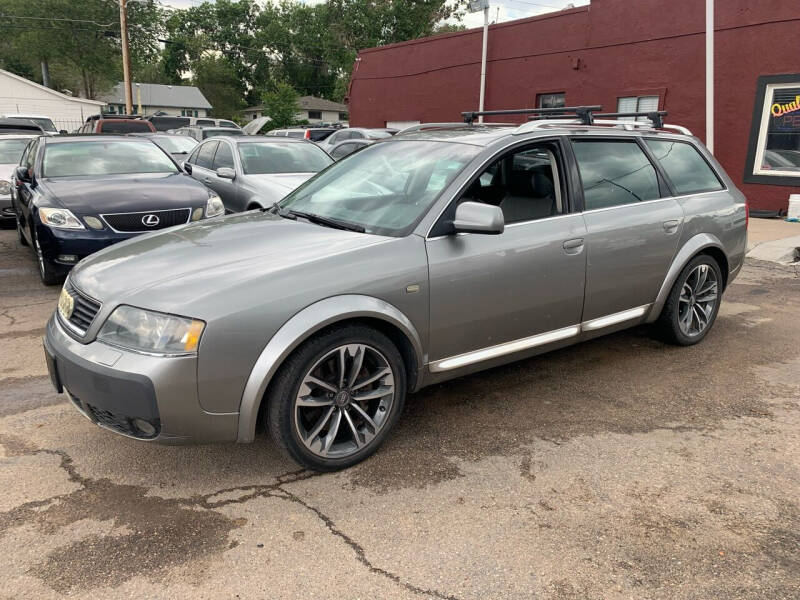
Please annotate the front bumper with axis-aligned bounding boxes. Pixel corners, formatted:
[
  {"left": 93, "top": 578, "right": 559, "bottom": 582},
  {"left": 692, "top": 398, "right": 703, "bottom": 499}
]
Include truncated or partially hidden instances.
[
  {"left": 37, "top": 224, "right": 137, "bottom": 266},
  {"left": 0, "top": 194, "right": 12, "bottom": 220},
  {"left": 44, "top": 315, "right": 238, "bottom": 443}
]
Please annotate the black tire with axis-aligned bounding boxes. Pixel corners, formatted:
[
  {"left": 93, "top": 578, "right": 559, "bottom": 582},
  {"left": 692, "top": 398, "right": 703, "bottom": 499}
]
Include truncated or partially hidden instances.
[
  {"left": 16, "top": 215, "right": 28, "bottom": 246},
  {"left": 266, "top": 324, "right": 407, "bottom": 471},
  {"left": 32, "top": 228, "right": 62, "bottom": 286},
  {"left": 657, "top": 254, "right": 723, "bottom": 346}
]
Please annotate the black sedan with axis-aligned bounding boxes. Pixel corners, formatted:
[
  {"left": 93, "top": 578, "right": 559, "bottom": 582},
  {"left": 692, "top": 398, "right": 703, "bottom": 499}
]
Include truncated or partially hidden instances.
[{"left": 12, "top": 135, "right": 223, "bottom": 285}]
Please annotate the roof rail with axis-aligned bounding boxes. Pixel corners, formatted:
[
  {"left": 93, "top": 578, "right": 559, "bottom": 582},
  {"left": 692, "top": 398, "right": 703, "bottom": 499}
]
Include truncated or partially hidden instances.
[
  {"left": 515, "top": 111, "right": 692, "bottom": 136},
  {"left": 462, "top": 105, "right": 602, "bottom": 125}
]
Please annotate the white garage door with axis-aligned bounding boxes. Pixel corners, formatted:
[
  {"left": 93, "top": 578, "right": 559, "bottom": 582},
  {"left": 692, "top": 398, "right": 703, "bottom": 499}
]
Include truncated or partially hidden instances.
[{"left": 386, "top": 120, "right": 420, "bottom": 130}]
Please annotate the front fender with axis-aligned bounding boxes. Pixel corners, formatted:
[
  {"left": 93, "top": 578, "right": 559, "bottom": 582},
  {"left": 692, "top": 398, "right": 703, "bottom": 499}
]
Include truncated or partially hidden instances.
[
  {"left": 236, "top": 294, "right": 424, "bottom": 443},
  {"left": 646, "top": 233, "right": 726, "bottom": 323}
]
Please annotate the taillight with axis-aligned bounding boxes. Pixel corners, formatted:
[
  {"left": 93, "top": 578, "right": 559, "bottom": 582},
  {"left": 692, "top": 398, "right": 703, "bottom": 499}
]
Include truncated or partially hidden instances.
[
  {"left": 745, "top": 199, "right": 749, "bottom": 230},
  {"left": 304, "top": 130, "right": 310, "bottom": 139}
]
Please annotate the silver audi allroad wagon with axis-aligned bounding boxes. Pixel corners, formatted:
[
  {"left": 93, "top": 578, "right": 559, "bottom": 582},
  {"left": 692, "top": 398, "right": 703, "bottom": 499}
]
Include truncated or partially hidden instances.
[{"left": 44, "top": 107, "right": 748, "bottom": 471}]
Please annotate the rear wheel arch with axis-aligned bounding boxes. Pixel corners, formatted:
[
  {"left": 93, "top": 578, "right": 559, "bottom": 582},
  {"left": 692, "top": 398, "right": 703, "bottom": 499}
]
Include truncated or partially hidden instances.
[
  {"left": 648, "top": 233, "right": 729, "bottom": 323},
  {"left": 238, "top": 295, "right": 424, "bottom": 443}
]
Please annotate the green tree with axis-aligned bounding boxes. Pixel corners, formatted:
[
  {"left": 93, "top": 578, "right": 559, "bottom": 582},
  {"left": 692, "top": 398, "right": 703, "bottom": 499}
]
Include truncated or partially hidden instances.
[
  {"left": 261, "top": 82, "right": 301, "bottom": 130},
  {"left": 193, "top": 56, "right": 246, "bottom": 119}
]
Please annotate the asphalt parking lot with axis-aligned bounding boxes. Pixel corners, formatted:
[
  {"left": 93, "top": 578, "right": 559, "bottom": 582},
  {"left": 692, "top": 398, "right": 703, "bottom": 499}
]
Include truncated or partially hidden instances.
[{"left": 1, "top": 227, "right": 799, "bottom": 599}]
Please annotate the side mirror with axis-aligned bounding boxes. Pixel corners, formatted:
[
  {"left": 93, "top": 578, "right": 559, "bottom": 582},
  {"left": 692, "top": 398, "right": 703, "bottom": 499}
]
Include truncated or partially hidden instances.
[
  {"left": 59, "top": 130, "right": 68, "bottom": 135},
  {"left": 14, "top": 165, "right": 30, "bottom": 184},
  {"left": 452, "top": 201, "right": 504, "bottom": 235},
  {"left": 182, "top": 161, "right": 192, "bottom": 174},
  {"left": 216, "top": 167, "right": 235, "bottom": 179}
]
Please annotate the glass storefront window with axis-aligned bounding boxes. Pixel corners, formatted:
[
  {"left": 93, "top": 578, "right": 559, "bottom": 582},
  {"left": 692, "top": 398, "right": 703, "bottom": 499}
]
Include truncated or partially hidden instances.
[{"left": 753, "top": 83, "right": 800, "bottom": 177}]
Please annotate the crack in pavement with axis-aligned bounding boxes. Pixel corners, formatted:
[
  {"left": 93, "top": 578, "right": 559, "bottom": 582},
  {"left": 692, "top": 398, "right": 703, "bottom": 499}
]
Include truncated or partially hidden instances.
[{"left": 0, "top": 439, "right": 465, "bottom": 600}]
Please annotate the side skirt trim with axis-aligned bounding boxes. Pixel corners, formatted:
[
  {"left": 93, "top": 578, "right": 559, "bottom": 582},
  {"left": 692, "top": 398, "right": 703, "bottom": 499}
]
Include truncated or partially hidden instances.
[{"left": 428, "top": 304, "right": 651, "bottom": 373}]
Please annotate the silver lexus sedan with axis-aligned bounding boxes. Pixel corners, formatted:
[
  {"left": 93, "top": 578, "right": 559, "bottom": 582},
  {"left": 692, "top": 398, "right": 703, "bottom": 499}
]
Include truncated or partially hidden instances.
[
  {"left": 44, "top": 114, "right": 748, "bottom": 471},
  {"left": 183, "top": 136, "right": 333, "bottom": 212}
]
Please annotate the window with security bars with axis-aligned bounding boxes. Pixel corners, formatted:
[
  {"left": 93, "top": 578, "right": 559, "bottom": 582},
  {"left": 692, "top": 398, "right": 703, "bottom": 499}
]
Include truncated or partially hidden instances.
[{"left": 617, "top": 95, "right": 659, "bottom": 121}]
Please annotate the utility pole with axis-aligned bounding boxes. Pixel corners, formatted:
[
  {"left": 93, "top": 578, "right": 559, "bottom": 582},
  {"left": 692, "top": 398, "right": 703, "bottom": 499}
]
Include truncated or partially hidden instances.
[
  {"left": 119, "top": 0, "right": 133, "bottom": 114},
  {"left": 469, "top": 0, "right": 490, "bottom": 124},
  {"left": 705, "top": 0, "right": 714, "bottom": 153}
]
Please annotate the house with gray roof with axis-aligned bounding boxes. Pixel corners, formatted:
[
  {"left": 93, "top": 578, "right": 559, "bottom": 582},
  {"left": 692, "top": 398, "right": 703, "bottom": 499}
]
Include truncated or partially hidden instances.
[
  {"left": 98, "top": 82, "right": 212, "bottom": 117},
  {"left": 242, "top": 95, "right": 348, "bottom": 124}
]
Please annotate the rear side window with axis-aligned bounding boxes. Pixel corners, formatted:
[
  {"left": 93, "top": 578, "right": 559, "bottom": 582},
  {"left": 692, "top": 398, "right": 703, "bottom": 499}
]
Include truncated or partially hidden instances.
[
  {"left": 212, "top": 142, "right": 235, "bottom": 169},
  {"left": 196, "top": 119, "right": 215, "bottom": 126},
  {"left": 149, "top": 116, "right": 190, "bottom": 131},
  {"left": 286, "top": 130, "right": 304, "bottom": 139},
  {"left": 571, "top": 139, "right": 660, "bottom": 210},
  {"left": 644, "top": 139, "right": 724, "bottom": 195},
  {"left": 99, "top": 121, "right": 153, "bottom": 134},
  {"left": 195, "top": 141, "right": 218, "bottom": 169}
]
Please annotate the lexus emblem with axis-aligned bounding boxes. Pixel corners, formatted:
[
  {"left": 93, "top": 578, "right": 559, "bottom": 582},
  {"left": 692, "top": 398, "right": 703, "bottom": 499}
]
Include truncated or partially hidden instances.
[{"left": 141, "top": 214, "right": 160, "bottom": 227}]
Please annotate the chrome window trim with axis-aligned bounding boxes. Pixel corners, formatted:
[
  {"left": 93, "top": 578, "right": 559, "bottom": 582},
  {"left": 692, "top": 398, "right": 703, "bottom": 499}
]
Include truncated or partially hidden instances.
[
  {"left": 428, "top": 304, "right": 651, "bottom": 372},
  {"left": 100, "top": 207, "right": 192, "bottom": 234}
]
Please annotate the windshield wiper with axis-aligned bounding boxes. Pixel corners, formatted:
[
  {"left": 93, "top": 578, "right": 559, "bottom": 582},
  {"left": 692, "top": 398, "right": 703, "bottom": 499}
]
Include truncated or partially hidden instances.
[
  {"left": 263, "top": 202, "right": 296, "bottom": 219},
  {"left": 289, "top": 210, "right": 365, "bottom": 233}
]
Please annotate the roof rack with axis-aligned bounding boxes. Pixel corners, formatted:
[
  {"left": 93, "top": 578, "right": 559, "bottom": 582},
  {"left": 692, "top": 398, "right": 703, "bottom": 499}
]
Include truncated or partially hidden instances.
[
  {"left": 517, "top": 110, "right": 692, "bottom": 136},
  {"left": 462, "top": 105, "right": 602, "bottom": 125}
]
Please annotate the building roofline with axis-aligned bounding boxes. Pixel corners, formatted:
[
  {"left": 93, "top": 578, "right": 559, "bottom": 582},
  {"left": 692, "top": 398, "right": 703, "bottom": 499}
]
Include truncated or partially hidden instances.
[
  {"left": 0, "top": 68, "right": 106, "bottom": 105},
  {"left": 356, "top": 5, "right": 589, "bottom": 56}
]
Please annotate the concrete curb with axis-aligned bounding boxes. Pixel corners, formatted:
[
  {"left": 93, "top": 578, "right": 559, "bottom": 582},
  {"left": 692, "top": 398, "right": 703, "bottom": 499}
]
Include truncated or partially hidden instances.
[{"left": 746, "top": 234, "right": 800, "bottom": 265}]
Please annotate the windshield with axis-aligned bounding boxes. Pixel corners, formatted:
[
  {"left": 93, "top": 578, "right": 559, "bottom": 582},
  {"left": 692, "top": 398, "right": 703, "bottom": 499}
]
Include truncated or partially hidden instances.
[
  {"left": 100, "top": 120, "right": 153, "bottom": 134},
  {"left": 203, "top": 129, "right": 244, "bottom": 139},
  {"left": 153, "top": 135, "right": 199, "bottom": 154},
  {"left": 29, "top": 118, "right": 57, "bottom": 133},
  {"left": 280, "top": 140, "right": 480, "bottom": 236},
  {"left": 238, "top": 142, "right": 333, "bottom": 174},
  {"left": 43, "top": 140, "right": 179, "bottom": 177},
  {"left": 0, "top": 138, "right": 31, "bottom": 163}
]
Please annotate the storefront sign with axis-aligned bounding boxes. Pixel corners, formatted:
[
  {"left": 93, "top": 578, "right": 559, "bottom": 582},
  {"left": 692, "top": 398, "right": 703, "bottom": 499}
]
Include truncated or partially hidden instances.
[{"left": 771, "top": 95, "right": 800, "bottom": 117}]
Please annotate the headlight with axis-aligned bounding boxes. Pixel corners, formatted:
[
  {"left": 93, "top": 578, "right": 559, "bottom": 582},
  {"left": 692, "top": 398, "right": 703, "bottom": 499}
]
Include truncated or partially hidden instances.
[
  {"left": 98, "top": 305, "right": 205, "bottom": 355},
  {"left": 0, "top": 180, "right": 10, "bottom": 195},
  {"left": 205, "top": 194, "right": 224, "bottom": 218},
  {"left": 39, "top": 207, "right": 85, "bottom": 230}
]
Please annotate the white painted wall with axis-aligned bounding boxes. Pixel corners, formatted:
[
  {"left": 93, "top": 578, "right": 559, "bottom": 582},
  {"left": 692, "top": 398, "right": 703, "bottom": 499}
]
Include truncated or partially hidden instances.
[
  {"left": 243, "top": 108, "right": 346, "bottom": 123},
  {"left": 0, "top": 69, "right": 104, "bottom": 130}
]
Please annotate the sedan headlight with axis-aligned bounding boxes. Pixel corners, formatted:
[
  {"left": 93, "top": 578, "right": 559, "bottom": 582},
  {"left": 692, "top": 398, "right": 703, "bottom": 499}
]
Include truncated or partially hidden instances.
[
  {"left": 205, "top": 194, "right": 224, "bottom": 218},
  {"left": 98, "top": 305, "right": 205, "bottom": 355},
  {"left": 39, "top": 207, "right": 85, "bottom": 230},
  {"left": 0, "top": 180, "right": 10, "bottom": 195}
]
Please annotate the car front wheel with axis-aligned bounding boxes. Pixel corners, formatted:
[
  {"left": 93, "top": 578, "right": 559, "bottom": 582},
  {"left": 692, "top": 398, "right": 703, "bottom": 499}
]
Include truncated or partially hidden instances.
[
  {"left": 657, "top": 254, "right": 722, "bottom": 346},
  {"left": 267, "top": 324, "right": 406, "bottom": 471},
  {"left": 33, "top": 228, "right": 61, "bottom": 286}
]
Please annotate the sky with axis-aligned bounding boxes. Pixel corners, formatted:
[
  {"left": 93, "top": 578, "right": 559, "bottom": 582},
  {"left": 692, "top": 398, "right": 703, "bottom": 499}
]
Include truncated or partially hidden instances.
[{"left": 161, "top": 0, "right": 590, "bottom": 28}]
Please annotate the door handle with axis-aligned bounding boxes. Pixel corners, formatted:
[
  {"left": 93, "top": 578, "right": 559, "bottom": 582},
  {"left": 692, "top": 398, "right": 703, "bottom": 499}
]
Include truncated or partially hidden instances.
[
  {"left": 203, "top": 178, "right": 212, "bottom": 183},
  {"left": 663, "top": 219, "right": 680, "bottom": 232},
  {"left": 562, "top": 238, "right": 584, "bottom": 254}
]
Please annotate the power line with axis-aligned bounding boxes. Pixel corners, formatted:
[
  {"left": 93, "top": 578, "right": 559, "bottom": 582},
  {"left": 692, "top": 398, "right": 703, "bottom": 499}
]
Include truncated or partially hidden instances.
[{"left": 0, "top": 14, "right": 117, "bottom": 27}]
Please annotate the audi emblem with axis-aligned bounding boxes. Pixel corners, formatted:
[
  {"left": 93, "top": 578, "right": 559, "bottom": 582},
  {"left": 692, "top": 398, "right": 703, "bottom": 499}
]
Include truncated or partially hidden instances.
[{"left": 141, "top": 214, "right": 160, "bottom": 227}]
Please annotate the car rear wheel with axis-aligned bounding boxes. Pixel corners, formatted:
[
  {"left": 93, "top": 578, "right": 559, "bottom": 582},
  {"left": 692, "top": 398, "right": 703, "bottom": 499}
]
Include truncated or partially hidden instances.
[
  {"left": 33, "top": 228, "right": 61, "bottom": 286},
  {"left": 267, "top": 324, "right": 406, "bottom": 471},
  {"left": 657, "top": 254, "right": 722, "bottom": 346}
]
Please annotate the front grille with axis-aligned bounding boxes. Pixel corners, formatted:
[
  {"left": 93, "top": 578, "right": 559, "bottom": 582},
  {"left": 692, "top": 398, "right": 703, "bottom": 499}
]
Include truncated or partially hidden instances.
[
  {"left": 85, "top": 403, "right": 160, "bottom": 439},
  {"left": 63, "top": 281, "right": 101, "bottom": 335},
  {"left": 101, "top": 208, "right": 191, "bottom": 232}
]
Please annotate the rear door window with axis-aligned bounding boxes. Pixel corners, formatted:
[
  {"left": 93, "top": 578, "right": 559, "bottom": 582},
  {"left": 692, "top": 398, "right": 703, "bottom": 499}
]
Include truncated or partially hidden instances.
[
  {"left": 571, "top": 139, "right": 661, "bottom": 210},
  {"left": 644, "top": 139, "right": 724, "bottom": 195},
  {"left": 195, "top": 141, "right": 218, "bottom": 169}
]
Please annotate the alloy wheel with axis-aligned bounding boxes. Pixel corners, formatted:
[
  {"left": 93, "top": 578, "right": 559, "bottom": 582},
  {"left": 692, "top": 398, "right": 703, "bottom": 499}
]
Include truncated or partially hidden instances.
[
  {"left": 293, "top": 343, "right": 395, "bottom": 459},
  {"left": 677, "top": 263, "right": 718, "bottom": 337},
  {"left": 34, "top": 234, "right": 46, "bottom": 278}
]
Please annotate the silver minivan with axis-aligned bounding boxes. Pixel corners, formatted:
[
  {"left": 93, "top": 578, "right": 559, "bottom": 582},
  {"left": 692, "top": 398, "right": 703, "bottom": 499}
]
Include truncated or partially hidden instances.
[{"left": 44, "top": 108, "right": 747, "bottom": 471}]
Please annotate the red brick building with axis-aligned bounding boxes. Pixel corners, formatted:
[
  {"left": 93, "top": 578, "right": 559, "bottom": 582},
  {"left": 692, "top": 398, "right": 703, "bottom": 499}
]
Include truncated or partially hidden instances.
[{"left": 348, "top": 0, "right": 800, "bottom": 214}]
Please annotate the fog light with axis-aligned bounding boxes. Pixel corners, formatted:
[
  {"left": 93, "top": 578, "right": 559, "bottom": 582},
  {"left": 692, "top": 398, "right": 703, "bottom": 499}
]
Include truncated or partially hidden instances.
[
  {"left": 58, "top": 254, "right": 78, "bottom": 263},
  {"left": 132, "top": 418, "right": 157, "bottom": 437},
  {"left": 191, "top": 207, "right": 204, "bottom": 221},
  {"left": 84, "top": 216, "right": 104, "bottom": 230}
]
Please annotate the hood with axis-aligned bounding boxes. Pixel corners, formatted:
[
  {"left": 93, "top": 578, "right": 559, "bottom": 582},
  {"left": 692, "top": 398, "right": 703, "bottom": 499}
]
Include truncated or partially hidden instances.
[
  {"left": 246, "top": 172, "right": 315, "bottom": 192},
  {"left": 70, "top": 211, "right": 390, "bottom": 313},
  {"left": 0, "top": 162, "right": 17, "bottom": 182},
  {"left": 38, "top": 172, "right": 209, "bottom": 214}
]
